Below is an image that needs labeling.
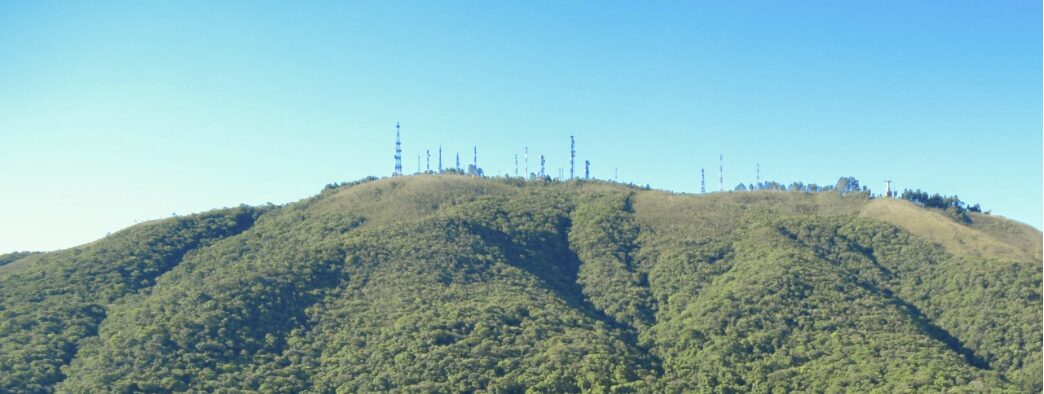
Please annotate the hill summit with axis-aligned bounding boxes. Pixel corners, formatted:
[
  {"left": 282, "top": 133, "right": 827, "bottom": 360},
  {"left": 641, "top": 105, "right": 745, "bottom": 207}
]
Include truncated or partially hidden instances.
[{"left": 1, "top": 175, "right": 1040, "bottom": 392}]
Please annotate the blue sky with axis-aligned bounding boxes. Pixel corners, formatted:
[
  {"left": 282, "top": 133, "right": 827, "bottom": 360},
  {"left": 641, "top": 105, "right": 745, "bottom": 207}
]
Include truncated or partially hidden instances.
[{"left": 1, "top": 1, "right": 1040, "bottom": 252}]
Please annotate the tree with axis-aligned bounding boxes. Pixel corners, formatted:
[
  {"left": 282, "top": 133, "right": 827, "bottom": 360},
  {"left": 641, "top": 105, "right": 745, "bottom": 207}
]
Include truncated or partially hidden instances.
[{"left": 835, "top": 177, "right": 861, "bottom": 194}]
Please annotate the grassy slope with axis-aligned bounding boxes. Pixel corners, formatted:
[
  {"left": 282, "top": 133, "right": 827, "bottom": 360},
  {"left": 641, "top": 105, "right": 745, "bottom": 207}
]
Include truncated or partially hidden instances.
[
  {"left": 967, "top": 212, "right": 1044, "bottom": 262},
  {"left": 2, "top": 176, "right": 1039, "bottom": 393},
  {"left": 860, "top": 198, "right": 1037, "bottom": 262}
]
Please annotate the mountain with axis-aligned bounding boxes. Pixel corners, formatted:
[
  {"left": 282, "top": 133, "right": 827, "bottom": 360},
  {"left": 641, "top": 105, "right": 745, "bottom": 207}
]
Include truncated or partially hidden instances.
[{"left": 1, "top": 175, "right": 1040, "bottom": 393}]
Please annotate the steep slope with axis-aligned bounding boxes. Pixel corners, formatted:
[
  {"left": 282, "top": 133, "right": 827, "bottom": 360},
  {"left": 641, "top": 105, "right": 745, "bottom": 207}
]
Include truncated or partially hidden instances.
[
  {"left": 967, "top": 211, "right": 1044, "bottom": 262},
  {"left": 1, "top": 176, "right": 1039, "bottom": 393},
  {"left": 646, "top": 221, "right": 1006, "bottom": 392},
  {"left": 0, "top": 251, "right": 39, "bottom": 268},
  {"left": 860, "top": 198, "right": 1037, "bottom": 262},
  {"left": 0, "top": 206, "right": 265, "bottom": 393}
]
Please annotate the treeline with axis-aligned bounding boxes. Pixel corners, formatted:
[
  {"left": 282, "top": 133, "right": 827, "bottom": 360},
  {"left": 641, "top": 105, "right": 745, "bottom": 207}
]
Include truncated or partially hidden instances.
[
  {"left": 900, "top": 189, "right": 982, "bottom": 222},
  {"left": 901, "top": 189, "right": 981, "bottom": 213},
  {"left": 323, "top": 176, "right": 379, "bottom": 191},
  {"left": 730, "top": 177, "right": 986, "bottom": 222},
  {"left": 734, "top": 176, "right": 867, "bottom": 194}
]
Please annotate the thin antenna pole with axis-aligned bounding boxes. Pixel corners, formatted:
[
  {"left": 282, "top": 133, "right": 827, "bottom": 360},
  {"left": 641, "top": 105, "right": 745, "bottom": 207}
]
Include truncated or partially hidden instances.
[
  {"left": 514, "top": 154, "right": 519, "bottom": 177},
  {"left": 614, "top": 167, "right": 618, "bottom": 182},
  {"left": 393, "top": 122, "right": 402, "bottom": 176},
  {"left": 473, "top": 146, "right": 478, "bottom": 175},
  {"left": 719, "top": 154, "right": 724, "bottom": 192},
  {"left": 540, "top": 154, "right": 545, "bottom": 178},
  {"left": 417, "top": 155, "right": 421, "bottom": 174},
  {"left": 756, "top": 163, "right": 760, "bottom": 185},
  {"left": 585, "top": 160, "right": 590, "bottom": 180},
  {"left": 456, "top": 153, "right": 460, "bottom": 171},
  {"left": 438, "top": 146, "right": 443, "bottom": 173},
  {"left": 426, "top": 149, "right": 430, "bottom": 172},
  {"left": 570, "top": 135, "right": 575, "bottom": 179},
  {"left": 701, "top": 168, "right": 705, "bottom": 193},
  {"left": 524, "top": 147, "right": 529, "bottom": 178}
]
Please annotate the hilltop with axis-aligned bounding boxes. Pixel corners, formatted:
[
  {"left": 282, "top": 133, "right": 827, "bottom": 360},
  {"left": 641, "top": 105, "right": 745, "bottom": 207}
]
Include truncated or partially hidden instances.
[{"left": 1, "top": 175, "right": 1040, "bottom": 393}]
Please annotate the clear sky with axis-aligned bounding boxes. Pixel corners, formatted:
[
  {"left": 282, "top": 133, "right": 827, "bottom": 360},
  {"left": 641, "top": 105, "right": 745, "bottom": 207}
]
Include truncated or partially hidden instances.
[{"left": 1, "top": 1, "right": 1040, "bottom": 253}]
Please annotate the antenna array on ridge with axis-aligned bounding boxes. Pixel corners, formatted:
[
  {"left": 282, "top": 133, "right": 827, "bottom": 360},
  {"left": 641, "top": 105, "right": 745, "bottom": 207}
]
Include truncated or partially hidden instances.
[{"left": 386, "top": 121, "right": 766, "bottom": 203}]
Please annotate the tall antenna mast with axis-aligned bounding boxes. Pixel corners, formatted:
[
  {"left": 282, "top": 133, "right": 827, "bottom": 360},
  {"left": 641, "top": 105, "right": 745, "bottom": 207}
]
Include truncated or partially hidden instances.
[
  {"left": 701, "top": 168, "right": 705, "bottom": 193},
  {"left": 540, "top": 154, "right": 545, "bottom": 178},
  {"left": 884, "top": 179, "right": 893, "bottom": 198},
  {"left": 585, "top": 160, "right": 590, "bottom": 179},
  {"left": 417, "top": 155, "right": 421, "bottom": 174},
  {"left": 719, "top": 154, "right": 724, "bottom": 192},
  {"left": 570, "top": 135, "right": 575, "bottom": 179},
  {"left": 514, "top": 154, "right": 519, "bottom": 177},
  {"left": 614, "top": 167, "right": 618, "bottom": 182},
  {"left": 426, "top": 149, "right": 431, "bottom": 172},
  {"left": 456, "top": 153, "right": 460, "bottom": 171},
  {"left": 393, "top": 122, "right": 402, "bottom": 176},
  {"left": 438, "top": 146, "right": 443, "bottom": 173},
  {"left": 524, "top": 147, "right": 529, "bottom": 178},
  {"left": 756, "top": 163, "right": 760, "bottom": 185},
  {"left": 473, "top": 146, "right": 478, "bottom": 174}
]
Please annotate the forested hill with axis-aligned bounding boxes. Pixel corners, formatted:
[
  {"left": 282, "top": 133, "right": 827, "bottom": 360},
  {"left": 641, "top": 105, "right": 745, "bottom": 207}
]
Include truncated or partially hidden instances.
[{"left": 1, "top": 175, "right": 1040, "bottom": 393}]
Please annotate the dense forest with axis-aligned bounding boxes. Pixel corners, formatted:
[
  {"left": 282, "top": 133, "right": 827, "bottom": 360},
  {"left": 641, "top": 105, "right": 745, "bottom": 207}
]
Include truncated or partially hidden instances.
[{"left": 1, "top": 175, "right": 1039, "bottom": 393}]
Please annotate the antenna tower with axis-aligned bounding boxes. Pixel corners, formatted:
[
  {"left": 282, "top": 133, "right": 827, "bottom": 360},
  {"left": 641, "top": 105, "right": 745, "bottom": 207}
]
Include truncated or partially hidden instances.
[
  {"left": 756, "top": 163, "right": 760, "bottom": 185},
  {"left": 570, "top": 135, "right": 575, "bottom": 179},
  {"left": 540, "top": 154, "right": 545, "bottom": 177},
  {"left": 524, "top": 147, "right": 529, "bottom": 178},
  {"left": 701, "top": 168, "right": 705, "bottom": 193},
  {"left": 585, "top": 160, "right": 590, "bottom": 179},
  {"left": 514, "top": 154, "right": 519, "bottom": 177},
  {"left": 438, "top": 146, "right": 443, "bottom": 173},
  {"left": 393, "top": 122, "right": 402, "bottom": 176},
  {"left": 456, "top": 153, "right": 460, "bottom": 171},
  {"left": 473, "top": 146, "right": 478, "bottom": 172},
  {"left": 426, "top": 149, "right": 430, "bottom": 172},
  {"left": 719, "top": 154, "right": 724, "bottom": 192}
]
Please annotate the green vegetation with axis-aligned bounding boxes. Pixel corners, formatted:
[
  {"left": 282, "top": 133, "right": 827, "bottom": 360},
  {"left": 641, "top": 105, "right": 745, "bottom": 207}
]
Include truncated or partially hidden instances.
[
  {"left": 0, "top": 206, "right": 265, "bottom": 392},
  {"left": 1, "top": 175, "right": 1039, "bottom": 393},
  {"left": 0, "top": 251, "right": 39, "bottom": 267}
]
